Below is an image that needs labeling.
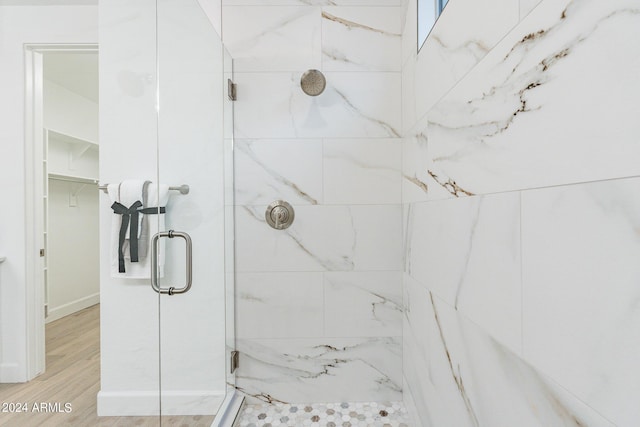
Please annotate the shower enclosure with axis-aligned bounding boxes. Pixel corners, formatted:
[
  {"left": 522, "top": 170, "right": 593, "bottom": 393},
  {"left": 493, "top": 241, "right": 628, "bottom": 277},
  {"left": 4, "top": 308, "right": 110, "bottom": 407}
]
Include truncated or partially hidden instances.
[{"left": 98, "top": 0, "right": 238, "bottom": 423}]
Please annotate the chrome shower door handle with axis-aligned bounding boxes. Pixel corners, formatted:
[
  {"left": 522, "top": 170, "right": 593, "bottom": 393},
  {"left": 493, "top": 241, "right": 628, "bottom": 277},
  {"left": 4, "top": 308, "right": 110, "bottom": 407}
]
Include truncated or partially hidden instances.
[{"left": 151, "top": 230, "right": 193, "bottom": 295}]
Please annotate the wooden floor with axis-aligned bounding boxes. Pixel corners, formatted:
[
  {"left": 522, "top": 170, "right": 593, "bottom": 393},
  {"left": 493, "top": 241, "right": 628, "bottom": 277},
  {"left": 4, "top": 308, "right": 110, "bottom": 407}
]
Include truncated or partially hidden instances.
[{"left": 0, "top": 305, "right": 215, "bottom": 427}]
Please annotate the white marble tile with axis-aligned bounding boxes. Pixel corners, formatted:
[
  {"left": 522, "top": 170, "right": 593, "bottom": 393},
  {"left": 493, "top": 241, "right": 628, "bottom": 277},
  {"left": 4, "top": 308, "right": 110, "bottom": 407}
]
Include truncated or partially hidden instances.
[
  {"left": 222, "top": 6, "right": 321, "bottom": 72},
  {"left": 236, "top": 272, "right": 324, "bottom": 339},
  {"left": 403, "top": 281, "right": 616, "bottom": 427},
  {"left": 223, "top": 0, "right": 401, "bottom": 5},
  {"left": 348, "top": 204, "right": 403, "bottom": 271},
  {"left": 236, "top": 337, "right": 402, "bottom": 404},
  {"left": 522, "top": 177, "right": 640, "bottom": 426},
  {"left": 401, "top": 0, "right": 417, "bottom": 66},
  {"left": 332, "top": 0, "right": 402, "bottom": 4},
  {"left": 321, "top": 6, "right": 402, "bottom": 72},
  {"left": 402, "top": 279, "right": 441, "bottom": 427},
  {"left": 232, "top": 72, "right": 296, "bottom": 139},
  {"left": 401, "top": 120, "right": 472, "bottom": 203},
  {"left": 233, "top": 71, "right": 401, "bottom": 139},
  {"left": 323, "top": 139, "right": 401, "bottom": 205},
  {"left": 520, "top": 0, "right": 543, "bottom": 20},
  {"left": 402, "top": 203, "right": 411, "bottom": 272},
  {"left": 236, "top": 204, "right": 402, "bottom": 272},
  {"left": 400, "top": 52, "right": 416, "bottom": 135},
  {"left": 324, "top": 271, "right": 402, "bottom": 337},
  {"left": 321, "top": 72, "right": 402, "bottom": 138},
  {"left": 406, "top": 192, "right": 522, "bottom": 354},
  {"left": 402, "top": 131, "right": 431, "bottom": 204},
  {"left": 235, "top": 205, "right": 330, "bottom": 272},
  {"left": 234, "top": 139, "right": 323, "bottom": 205},
  {"left": 411, "top": 0, "right": 519, "bottom": 122},
  {"left": 402, "top": 274, "right": 431, "bottom": 370},
  {"left": 427, "top": 0, "right": 640, "bottom": 195},
  {"left": 402, "top": 377, "right": 424, "bottom": 427}
]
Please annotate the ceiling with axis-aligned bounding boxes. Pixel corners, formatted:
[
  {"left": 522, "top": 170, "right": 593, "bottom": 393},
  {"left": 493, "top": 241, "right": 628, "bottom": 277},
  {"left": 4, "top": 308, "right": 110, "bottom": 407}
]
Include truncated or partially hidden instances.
[{"left": 43, "top": 51, "right": 98, "bottom": 103}]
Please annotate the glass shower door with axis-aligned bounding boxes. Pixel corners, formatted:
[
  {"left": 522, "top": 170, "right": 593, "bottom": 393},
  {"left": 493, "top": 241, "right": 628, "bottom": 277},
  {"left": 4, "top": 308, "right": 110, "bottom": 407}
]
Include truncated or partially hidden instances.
[{"left": 153, "top": 0, "right": 235, "bottom": 422}]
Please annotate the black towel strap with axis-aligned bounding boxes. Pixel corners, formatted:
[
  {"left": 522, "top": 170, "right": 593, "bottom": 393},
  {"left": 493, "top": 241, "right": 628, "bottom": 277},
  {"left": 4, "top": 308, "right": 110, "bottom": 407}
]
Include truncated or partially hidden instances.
[{"left": 111, "top": 202, "right": 165, "bottom": 273}]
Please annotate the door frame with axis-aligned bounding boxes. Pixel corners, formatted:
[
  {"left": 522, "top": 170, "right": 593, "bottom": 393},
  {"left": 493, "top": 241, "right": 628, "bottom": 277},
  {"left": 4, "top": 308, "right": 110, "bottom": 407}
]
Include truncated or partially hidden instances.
[{"left": 24, "top": 43, "right": 99, "bottom": 380}]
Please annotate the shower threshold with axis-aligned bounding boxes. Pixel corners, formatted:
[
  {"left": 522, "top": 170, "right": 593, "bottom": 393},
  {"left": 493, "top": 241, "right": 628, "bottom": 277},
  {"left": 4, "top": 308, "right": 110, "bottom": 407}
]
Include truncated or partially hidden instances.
[
  {"left": 235, "top": 401, "right": 409, "bottom": 427},
  {"left": 211, "top": 390, "right": 246, "bottom": 427}
]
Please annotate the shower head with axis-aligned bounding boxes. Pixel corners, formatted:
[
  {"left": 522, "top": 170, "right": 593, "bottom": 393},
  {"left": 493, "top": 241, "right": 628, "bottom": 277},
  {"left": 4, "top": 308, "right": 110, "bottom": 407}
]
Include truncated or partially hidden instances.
[{"left": 300, "top": 69, "right": 326, "bottom": 96}]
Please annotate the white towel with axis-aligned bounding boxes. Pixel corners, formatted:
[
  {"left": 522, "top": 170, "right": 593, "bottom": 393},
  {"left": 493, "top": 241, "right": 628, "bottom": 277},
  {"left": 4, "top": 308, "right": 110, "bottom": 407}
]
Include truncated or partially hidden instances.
[{"left": 109, "top": 181, "right": 170, "bottom": 279}]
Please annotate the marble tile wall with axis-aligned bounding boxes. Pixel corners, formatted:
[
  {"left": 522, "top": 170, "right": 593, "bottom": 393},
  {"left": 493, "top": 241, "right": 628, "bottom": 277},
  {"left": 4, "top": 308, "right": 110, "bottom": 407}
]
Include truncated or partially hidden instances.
[
  {"left": 521, "top": 178, "right": 640, "bottom": 426},
  {"left": 403, "top": 275, "right": 615, "bottom": 427},
  {"left": 223, "top": 0, "right": 404, "bottom": 404},
  {"left": 402, "top": 0, "right": 640, "bottom": 425}
]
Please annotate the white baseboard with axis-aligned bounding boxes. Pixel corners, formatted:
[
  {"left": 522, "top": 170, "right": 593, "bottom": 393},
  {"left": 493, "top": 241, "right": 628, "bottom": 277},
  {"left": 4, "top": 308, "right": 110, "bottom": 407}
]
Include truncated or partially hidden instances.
[
  {"left": 0, "top": 362, "right": 24, "bottom": 383},
  {"left": 46, "top": 293, "right": 100, "bottom": 323},
  {"left": 97, "top": 390, "right": 225, "bottom": 416}
]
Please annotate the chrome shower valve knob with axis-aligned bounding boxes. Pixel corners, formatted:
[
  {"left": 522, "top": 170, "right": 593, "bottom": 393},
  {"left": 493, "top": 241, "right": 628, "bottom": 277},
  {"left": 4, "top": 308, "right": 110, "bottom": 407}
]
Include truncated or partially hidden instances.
[{"left": 265, "top": 201, "right": 295, "bottom": 230}]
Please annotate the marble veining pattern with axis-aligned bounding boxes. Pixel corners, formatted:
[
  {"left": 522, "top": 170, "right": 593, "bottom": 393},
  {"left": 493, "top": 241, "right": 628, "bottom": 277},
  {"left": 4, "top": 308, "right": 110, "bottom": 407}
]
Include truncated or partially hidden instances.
[
  {"left": 222, "top": 6, "right": 321, "bottom": 72},
  {"left": 321, "top": 7, "right": 402, "bottom": 72},
  {"left": 402, "top": 131, "right": 457, "bottom": 203},
  {"left": 521, "top": 177, "right": 640, "bottom": 425},
  {"left": 235, "top": 204, "right": 402, "bottom": 273},
  {"left": 234, "top": 139, "right": 323, "bottom": 206},
  {"left": 520, "top": 0, "right": 544, "bottom": 20},
  {"left": 403, "top": 279, "right": 616, "bottom": 427},
  {"left": 404, "top": 0, "right": 519, "bottom": 122},
  {"left": 236, "top": 272, "right": 324, "bottom": 339},
  {"left": 233, "top": 72, "right": 401, "bottom": 139},
  {"left": 236, "top": 337, "right": 402, "bottom": 404},
  {"left": 324, "top": 139, "right": 401, "bottom": 205},
  {"left": 405, "top": 192, "right": 522, "bottom": 354},
  {"left": 236, "top": 401, "right": 409, "bottom": 427},
  {"left": 426, "top": 0, "right": 640, "bottom": 195},
  {"left": 328, "top": 78, "right": 401, "bottom": 138},
  {"left": 223, "top": 1, "right": 402, "bottom": 5},
  {"left": 399, "top": 0, "right": 640, "bottom": 425},
  {"left": 324, "top": 272, "right": 402, "bottom": 337},
  {"left": 228, "top": 0, "right": 404, "bottom": 411}
]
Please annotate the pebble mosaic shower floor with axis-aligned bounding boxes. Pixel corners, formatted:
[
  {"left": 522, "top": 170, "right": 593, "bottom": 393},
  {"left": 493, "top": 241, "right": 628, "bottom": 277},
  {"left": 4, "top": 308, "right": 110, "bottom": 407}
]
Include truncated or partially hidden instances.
[{"left": 235, "top": 401, "right": 410, "bottom": 427}]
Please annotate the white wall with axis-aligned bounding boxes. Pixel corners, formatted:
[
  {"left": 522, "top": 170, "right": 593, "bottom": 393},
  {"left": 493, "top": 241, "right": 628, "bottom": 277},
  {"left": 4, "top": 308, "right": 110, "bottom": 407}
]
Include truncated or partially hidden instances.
[
  {"left": 0, "top": 5, "right": 98, "bottom": 383},
  {"left": 44, "top": 79, "right": 98, "bottom": 143},
  {"left": 46, "top": 180, "right": 99, "bottom": 322},
  {"left": 97, "top": 0, "right": 227, "bottom": 416},
  {"left": 401, "top": 0, "right": 640, "bottom": 425}
]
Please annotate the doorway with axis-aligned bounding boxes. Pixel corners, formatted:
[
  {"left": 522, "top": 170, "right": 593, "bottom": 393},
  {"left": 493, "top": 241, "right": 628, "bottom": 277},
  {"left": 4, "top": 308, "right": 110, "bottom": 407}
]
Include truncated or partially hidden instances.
[
  {"left": 24, "top": 44, "right": 100, "bottom": 381},
  {"left": 44, "top": 51, "right": 100, "bottom": 324}
]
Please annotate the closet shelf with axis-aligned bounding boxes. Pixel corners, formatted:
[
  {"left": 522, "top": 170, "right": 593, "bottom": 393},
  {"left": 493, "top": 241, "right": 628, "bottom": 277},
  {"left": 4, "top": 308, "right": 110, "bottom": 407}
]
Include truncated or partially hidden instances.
[
  {"left": 49, "top": 173, "right": 98, "bottom": 184},
  {"left": 47, "top": 128, "right": 98, "bottom": 166},
  {"left": 47, "top": 128, "right": 97, "bottom": 146}
]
